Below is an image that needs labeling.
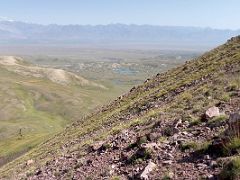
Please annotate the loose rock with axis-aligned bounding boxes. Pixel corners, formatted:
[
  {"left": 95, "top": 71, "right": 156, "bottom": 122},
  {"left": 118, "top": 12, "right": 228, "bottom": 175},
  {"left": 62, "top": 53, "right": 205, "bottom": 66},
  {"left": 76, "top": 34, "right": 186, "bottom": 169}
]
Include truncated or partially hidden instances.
[
  {"left": 140, "top": 161, "right": 156, "bottom": 180},
  {"left": 205, "top": 106, "right": 220, "bottom": 119}
]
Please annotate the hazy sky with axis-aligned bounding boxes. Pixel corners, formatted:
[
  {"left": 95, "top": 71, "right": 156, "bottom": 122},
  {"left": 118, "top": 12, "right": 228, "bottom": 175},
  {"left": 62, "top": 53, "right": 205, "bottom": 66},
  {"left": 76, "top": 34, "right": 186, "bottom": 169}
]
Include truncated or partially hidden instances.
[{"left": 0, "top": 0, "right": 239, "bottom": 29}]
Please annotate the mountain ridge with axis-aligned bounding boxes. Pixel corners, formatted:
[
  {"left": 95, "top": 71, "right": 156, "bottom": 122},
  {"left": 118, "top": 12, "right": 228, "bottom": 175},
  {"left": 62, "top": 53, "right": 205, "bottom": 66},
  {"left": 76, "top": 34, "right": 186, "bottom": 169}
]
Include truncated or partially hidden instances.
[{"left": 0, "top": 21, "right": 240, "bottom": 49}]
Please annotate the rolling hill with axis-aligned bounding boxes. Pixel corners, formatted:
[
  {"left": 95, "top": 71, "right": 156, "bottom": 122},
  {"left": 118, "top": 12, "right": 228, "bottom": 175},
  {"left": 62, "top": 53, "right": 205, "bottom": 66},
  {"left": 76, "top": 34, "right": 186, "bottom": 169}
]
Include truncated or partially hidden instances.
[
  {"left": 0, "top": 36, "right": 240, "bottom": 179},
  {"left": 0, "top": 56, "right": 117, "bottom": 167}
]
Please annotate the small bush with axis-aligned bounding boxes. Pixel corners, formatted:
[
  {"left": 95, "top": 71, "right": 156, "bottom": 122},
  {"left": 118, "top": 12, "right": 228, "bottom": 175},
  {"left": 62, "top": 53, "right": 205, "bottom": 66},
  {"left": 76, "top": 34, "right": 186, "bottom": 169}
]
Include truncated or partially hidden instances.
[
  {"left": 111, "top": 176, "right": 120, "bottom": 180},
  {"left": 227, "top": 83, "right": 238, "bottom": 91},
  {"left": 192, "top": 104, "right": 202, "bottom": 113},
  {"left": 190, "top": 119, "right": 201, "bottom": 126},
  {"left": 111, "top": 126, "right": 122, "bottom": 135},
  {"left": 204, "top": 89, "right": 211, "bottom": 97},
  {"left": 162, "top": 175, "right": 171, "bottom": 180},
  {"left": 219, "top": 93, "right": 231, "bottom": 102},
  {"left": 127, "top": 136, "right": 148, "bottom": 150},
  {"left": 196, "top": 141, "right": 211, "bottom": 154},
  {"left": 163, "top": 127, "right": 177, "bottom": 136},
  {"left": 219, "top": 157, "right": 240, "bottom": 179},
  {"left": 158, "top": 136, "right": 167, "bottom": 143},
  {"left": 137, "top": 136, "right": 148, "bottom": 146},
  {"left": 180, "top": 141, "right": 198, "bottom": 152},
  {"left": 207, "top": 115, "right": 228, "bottom": 128},
  {"left": 206, "top": 137, "right": 240, "bottom": 157},
  {"left": 130, "top": 118, "right": 141, "bottom": 127},
  {"left": 213, "top": 115, "right": 228, "bottom": 122},
  {"left": 228, "top": 138, "right": 240, "bottom": 154},
  {"left": 128, "top": 147, "right": 152, "bottom": 164},
  {"left": 185, "top": 115, "right": 201, "bottom": 127},
  {"left": 181, "top": 92, "right": 193, "bottom": 102}
]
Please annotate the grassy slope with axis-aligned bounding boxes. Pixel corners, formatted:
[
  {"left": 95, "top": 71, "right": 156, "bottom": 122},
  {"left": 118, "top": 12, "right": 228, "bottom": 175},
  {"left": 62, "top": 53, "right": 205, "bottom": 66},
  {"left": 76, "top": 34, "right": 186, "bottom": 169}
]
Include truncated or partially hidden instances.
[
  {"left": 0, "top": 36, "right": 240, "bottom": 179},
  {"left": 0, "top": 64, "right": 121, "bottom": 167}
]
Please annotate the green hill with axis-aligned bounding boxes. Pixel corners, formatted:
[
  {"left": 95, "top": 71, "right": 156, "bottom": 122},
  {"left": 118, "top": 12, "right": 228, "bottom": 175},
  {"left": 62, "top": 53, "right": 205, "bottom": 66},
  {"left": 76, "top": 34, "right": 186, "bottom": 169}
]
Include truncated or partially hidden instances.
[
  {"left": 1, "top": 36, "right": 240, "bottom": 179},
  {"left": 0, "top": 56, "right": 119, "bottom": 167}
]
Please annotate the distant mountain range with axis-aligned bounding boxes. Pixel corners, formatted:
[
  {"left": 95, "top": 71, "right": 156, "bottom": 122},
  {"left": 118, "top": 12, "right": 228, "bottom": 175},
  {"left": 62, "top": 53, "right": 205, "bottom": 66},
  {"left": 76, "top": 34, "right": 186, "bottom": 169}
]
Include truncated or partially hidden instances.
[{"left": 0, "top": 20, "right": 239, "bottom": 49}]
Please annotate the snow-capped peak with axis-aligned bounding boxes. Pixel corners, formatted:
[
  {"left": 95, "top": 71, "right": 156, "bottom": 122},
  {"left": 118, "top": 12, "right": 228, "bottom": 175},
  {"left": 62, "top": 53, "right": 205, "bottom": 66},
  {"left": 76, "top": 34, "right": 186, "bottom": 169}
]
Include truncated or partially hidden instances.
[{"left": 0, "top": 16, "right": 15, "bottom": 22}]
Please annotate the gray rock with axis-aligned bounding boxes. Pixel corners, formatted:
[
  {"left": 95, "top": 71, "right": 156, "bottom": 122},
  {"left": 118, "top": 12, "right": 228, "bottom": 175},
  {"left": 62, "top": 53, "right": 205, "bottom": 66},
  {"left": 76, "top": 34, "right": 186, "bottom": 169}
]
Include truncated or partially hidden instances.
[
  {"left": 207, "top": 174, "right": 214, "bottom": 179},
  {"left": 196, "top": 163, "right": 208, "bottom": 169},
  {"left": 163, "top": 160, "right": 173, "bottom": 165},
  {"left": 165, "top": 153, "right": 174, "bottom": 160},
  {"left": 209, "top": 160, "right": 218, "bottom": 168},
  {"left": 205, "top": 106, "right": 220, "bottom": 119},
  {"left": 204, "top": 155, "right": 211, "bottom": 160},
  {"left": 140, "top": 161, "right": 156, "bottom": 180}
]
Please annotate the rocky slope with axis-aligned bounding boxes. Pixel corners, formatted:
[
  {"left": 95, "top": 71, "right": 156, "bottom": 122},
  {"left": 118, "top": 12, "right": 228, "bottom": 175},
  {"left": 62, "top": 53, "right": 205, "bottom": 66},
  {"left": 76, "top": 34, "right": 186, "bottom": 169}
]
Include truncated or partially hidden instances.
[{"left": 0, "top": 36, "right": 240, "bottom": 179}]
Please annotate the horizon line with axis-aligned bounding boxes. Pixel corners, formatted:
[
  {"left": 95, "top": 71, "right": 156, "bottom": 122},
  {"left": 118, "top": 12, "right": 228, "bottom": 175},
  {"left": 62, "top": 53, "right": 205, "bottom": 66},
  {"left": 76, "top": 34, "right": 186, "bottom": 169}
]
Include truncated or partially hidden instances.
[{"left": 0, "top": 19, "right": 239, "bottom": 31}]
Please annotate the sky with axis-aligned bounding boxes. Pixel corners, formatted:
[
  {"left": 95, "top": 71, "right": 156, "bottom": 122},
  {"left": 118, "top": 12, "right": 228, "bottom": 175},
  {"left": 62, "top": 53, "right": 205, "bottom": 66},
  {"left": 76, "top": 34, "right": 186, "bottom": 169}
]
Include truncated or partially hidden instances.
[{"left": 0, "top": 0, "right": 239, "bottom": 29}]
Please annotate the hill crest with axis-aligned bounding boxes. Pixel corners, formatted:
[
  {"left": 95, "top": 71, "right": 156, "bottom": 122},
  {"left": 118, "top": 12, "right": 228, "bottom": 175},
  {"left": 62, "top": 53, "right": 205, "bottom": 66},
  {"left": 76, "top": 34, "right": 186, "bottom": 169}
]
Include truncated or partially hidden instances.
[{"left": 0, "top": 56, "right": 106, "bottom": 89}]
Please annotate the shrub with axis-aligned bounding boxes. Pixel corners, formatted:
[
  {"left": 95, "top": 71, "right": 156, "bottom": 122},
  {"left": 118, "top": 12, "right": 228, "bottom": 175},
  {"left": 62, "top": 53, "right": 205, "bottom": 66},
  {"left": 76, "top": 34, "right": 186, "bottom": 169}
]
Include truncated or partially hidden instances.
[
  {"left": 228, "top": 138, "right": 240, "bottom": 154},
  {"left": 219, "top": 157, "right": 240, "bottom": 179},
  {"left": 111, "top": 176, "right": 120, "bottom": 180},
  {"left": 196, "top": 141, "right": 211, "bottom": 154},
  {"left": 181, "top": 92, "right": 193, "bottom": 102},
  {"left": 163, "top": 127, "right": 177, "bottom": 136},
  {"left": 137, "top": 136, "right": 148, "bottom": 146},
  {"left": 180, "top": 141, "right": 198, "bottom": 152},
  {"left": 189, "top": 119, "right": 201, "bottom": 126},
  {"left": 207, "top": 115, "right": 228, "bottom": 128},
  {"left": 219, "top": 93, "right": 231, "bottom": 102},
  {"left": 206, "top": 137, "right": 240, "bottom": 157},
  {"left": 128, "top": 147, "right": 152, "bottom": 164},
  {"left": 192, "top": 104, "right": 202, "bottom": 113},
  {"left": 227, "top": 83, "right": 238, "bottom": 91},
  {"left": 185, "top": 115, "right": 201, "bottom": 127},
  {"left": 158, "top": 136, "right": 167, "bottom": 143}
]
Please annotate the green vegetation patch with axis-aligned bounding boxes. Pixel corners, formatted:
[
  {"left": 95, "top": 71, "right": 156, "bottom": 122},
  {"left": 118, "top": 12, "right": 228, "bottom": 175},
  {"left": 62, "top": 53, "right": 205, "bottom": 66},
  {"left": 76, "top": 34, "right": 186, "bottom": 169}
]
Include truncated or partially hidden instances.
[{"left": 220, "top": 157, "right": 240, "bottom": 180}]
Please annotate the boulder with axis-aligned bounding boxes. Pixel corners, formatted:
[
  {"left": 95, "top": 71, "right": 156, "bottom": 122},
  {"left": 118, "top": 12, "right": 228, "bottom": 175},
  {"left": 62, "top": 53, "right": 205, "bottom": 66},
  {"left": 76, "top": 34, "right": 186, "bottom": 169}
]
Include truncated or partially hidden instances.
[
  {"left": 140, "top": 161, "right": 156, "bottom": 180},
  {"left": 205, "top": 106, "right": 220, "bottom": 119}
]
